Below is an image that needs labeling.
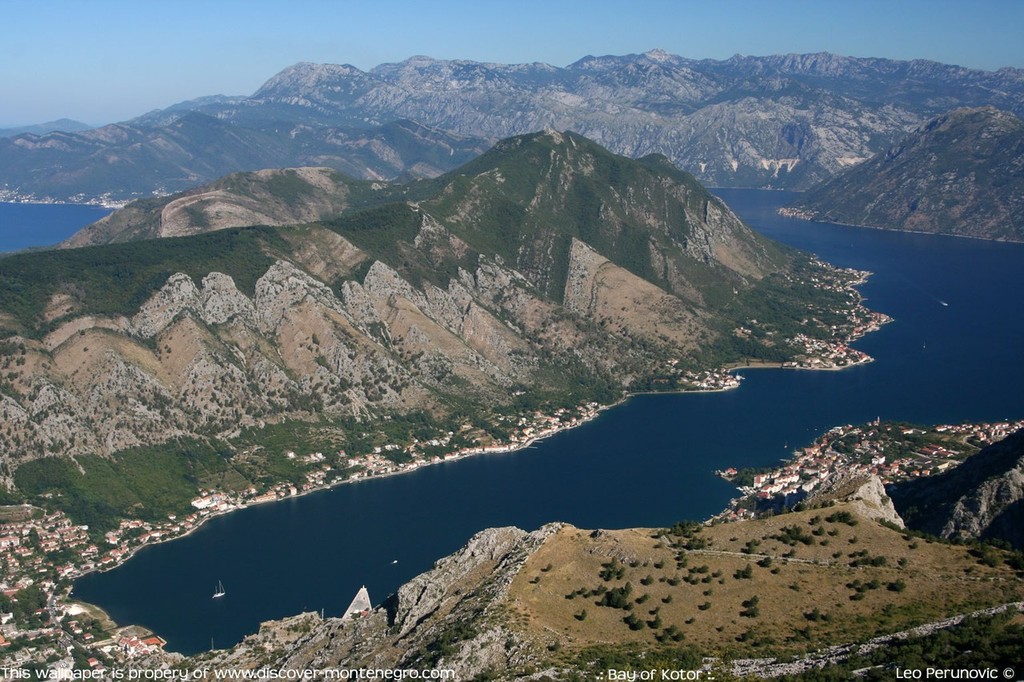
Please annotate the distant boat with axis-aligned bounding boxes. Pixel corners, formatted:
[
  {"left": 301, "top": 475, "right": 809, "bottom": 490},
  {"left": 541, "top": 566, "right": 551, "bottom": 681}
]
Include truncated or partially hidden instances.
[
  {"left": 391, "top": 560, "right": 398, "bottom": 565},
  {"left": 212, "top": 580, "right": 226, "bottom": 599}
]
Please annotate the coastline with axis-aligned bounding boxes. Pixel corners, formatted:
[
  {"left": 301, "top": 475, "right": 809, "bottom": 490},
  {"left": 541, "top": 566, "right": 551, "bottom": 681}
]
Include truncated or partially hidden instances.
[
  {"left": 61, "top": 397, "right": 626, "bottom": 645},
  {"left": 778, "top": 207, "right": 1024, "bottom": 244},
  {"left": 1, "top": 198, "right": 128, "bottom": 210},
  {"left": 57, "top": 369, "right": 783, "bottom": 641},
  {"left": 69, "top": 398, "right": 620, "bottom": 581},
  {"left": 65, "top": 354, "right": 875, "bottom": 583},
  {"left": 728, "top": 357, "right": 875, "bottom": 373}
]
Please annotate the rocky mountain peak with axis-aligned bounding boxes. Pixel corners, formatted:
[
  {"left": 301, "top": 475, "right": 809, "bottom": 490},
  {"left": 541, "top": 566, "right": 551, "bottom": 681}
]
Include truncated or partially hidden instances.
[
  {"left": 643, "top": 48, "right": 674, "bottom": 63},
  {"left": 254, "top": 62, "right": 369, "bottom": 96}
]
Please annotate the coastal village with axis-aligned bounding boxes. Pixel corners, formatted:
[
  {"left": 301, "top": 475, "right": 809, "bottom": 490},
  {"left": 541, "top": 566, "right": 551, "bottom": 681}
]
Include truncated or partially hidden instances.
[
  {"left": 781, "top": 266, "right": 892, "bottom": 370},
  {"left": 0, "top": 188, "right": 128, "bottom": 209},
  {"left": 0, "top": 401, "right": 604, "bottom": 672},
  {"left": 715, "top": 418, "right": 1024, "bottom": 521}
]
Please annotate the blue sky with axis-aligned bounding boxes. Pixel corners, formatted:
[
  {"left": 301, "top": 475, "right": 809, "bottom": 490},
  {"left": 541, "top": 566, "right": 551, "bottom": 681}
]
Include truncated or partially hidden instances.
[{"left": 2, "top": 0, "right": 1023, "bottom": 127}]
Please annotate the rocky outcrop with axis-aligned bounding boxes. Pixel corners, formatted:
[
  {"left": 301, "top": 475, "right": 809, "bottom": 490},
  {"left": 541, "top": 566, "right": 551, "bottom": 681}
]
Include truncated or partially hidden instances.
[
  {"left": 389, "top": 526, "right": 535, "bottom": 637},
  {"left": 203, "top": 525, "right": 560, "bottom": 678},
  {"left": 0, "top": 259, "right": 418, "bottom": 464},
  {"left": 807, "top": 473, "right": 905, "bottom": 528},
  {"left": 888, "top": 429, "right": 1024, "bottom": 548},
  {"left": 849, "top": 476, "right": 905, "bottom": 528}
]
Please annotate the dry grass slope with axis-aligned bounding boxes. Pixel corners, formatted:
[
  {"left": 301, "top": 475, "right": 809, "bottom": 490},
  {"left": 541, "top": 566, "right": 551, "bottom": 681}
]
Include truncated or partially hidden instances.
[{"left": 507, "top": 504, "right": 1024, "bottom": 662}]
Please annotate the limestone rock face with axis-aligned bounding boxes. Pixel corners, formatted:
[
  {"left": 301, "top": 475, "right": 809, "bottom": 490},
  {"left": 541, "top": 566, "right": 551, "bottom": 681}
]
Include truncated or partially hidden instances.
[
  {"left": 201, "top": 272, "right": 257, "bottom": 326},
  {"left": 129, "top": 271, "right": 259, "bottom": 338},
  {"left": 129, "top": 273, "right": 203, "bottom": 338},
  {"left": 889, "top": 429, "right": 1024, "bottom": 549},
  {"left": 0, "top": 258, "right": 428, "bottom": 465},
  {"left": 946, "top": 468, "right": 1024, "bottom": 541},
  {"left": 805, "top": 473, "right": 905, "bottom": 528},
  {"left": 849, "top": 476, "right": 905, "bottom": 528},
  {"left": 254, "top": 260, "right": 347, "bottom": 334},
  {"left": 391, "top": 526, "right": 529, "bottom": 637}
]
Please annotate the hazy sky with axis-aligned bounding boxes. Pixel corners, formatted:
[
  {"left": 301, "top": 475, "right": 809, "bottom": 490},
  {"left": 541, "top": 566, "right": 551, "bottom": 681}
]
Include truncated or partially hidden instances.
[{"left": 2, "top": 0, "right": 1023, "bottom": 127}]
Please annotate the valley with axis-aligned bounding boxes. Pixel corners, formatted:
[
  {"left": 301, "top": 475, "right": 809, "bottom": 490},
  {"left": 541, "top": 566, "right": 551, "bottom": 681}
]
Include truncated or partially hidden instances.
[{"left": 2, "top": 31, "right": 1023, "bottom": 677}]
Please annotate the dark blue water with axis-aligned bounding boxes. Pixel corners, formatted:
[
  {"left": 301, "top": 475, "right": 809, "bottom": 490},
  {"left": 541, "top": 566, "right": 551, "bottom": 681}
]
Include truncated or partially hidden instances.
[
  {"left": 0, "top": 203, "right": 110, "bottom": 252},
  {"left": 73, "top": 190, "right": 1024, "bottom": 654}
]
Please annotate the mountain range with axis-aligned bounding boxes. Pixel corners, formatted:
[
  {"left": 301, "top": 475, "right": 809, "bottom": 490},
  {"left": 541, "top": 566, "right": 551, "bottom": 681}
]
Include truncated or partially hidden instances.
[
  {"left": 0, "top": 118, "right": 92, "bottom": 138},
  {"left": 1, "top": 132, "right": 869, "bottom": 509},
  {"left": 4, "top": 50, "right": 1024, "bottom": 202},
  {"left": 0, "top": 117, "right": 487, "bottom": 203},
  {"left": 785, "top": 107, "right": 1024, "bottom": 241},
  {"left": 4, "top": 92, "right": 1023, "bottom": 673}
]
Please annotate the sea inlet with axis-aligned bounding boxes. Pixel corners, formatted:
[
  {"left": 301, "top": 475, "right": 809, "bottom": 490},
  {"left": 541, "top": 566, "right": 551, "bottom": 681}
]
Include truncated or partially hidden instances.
[{"left": 70, "top": 190, "right": 1024, "bottom": 653}]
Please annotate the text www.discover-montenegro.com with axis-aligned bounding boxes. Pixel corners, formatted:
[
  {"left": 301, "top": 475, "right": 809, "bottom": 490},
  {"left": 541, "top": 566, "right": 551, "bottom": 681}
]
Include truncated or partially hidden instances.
[{"left": 211, "top": 669, "right": 455, "bottom": 681}]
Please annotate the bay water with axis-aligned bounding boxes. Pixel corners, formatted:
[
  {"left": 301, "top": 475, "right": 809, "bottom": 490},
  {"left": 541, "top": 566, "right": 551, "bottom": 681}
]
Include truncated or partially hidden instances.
[
  {"left": 0, "top": 202, "right": 110, "bottom": 252},
  {"left": 42, "top": 192, "right": 1024, "bottom": 653}
]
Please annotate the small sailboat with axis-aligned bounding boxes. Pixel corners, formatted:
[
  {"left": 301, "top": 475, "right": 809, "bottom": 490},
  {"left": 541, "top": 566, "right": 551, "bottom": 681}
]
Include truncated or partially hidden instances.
[
  {"left": 212, "top": 580, "right": 226, "bottom": 599},
  {"left": 391, "top": 559, "right": 398, "bottom": 565}
]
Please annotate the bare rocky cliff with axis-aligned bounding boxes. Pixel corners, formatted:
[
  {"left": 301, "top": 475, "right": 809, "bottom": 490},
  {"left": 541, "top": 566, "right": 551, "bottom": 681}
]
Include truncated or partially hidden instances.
[
  {"left": 807, "top": 474, "right": 905, "bottom": 528},
  {"left": 0, "top": 235, "right": 554, "bottom": 470},
  {"left": 888, "top": 429, "right": 1024, "bottom": 548},
  {"left": 197, "top": 525, "right": 556, "bottom": 678}
]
